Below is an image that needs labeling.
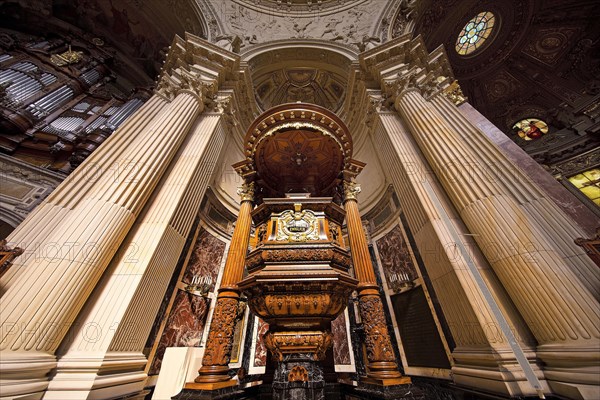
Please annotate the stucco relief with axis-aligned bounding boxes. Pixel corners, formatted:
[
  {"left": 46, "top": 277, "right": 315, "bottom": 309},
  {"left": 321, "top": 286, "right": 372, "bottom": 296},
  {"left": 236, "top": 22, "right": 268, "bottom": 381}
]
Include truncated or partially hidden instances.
[{"left": 208, "top": 0, "right": 380, "bottom": 50}]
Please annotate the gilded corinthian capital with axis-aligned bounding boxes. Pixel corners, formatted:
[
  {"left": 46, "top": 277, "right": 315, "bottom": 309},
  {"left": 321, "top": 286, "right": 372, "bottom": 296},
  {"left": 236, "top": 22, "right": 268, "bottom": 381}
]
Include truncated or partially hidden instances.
[
  {"left": 237, "top": 181, "right": 255, "bottom": 202},
  {"left": 441, "top": 80, "right": 467, "bottom": 105},
  {"left": 343, "top": 180, "right": 362, "bottom": 201}
]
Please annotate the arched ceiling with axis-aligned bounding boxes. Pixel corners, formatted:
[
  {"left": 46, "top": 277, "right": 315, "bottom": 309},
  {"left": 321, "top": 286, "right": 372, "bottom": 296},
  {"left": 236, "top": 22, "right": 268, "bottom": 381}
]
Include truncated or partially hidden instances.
[
  {"left": 2, "top": 0, "right": 599, "bottom": 211},
  {"left": 247, "top": 47, "right": 352, "bottom": 112}
]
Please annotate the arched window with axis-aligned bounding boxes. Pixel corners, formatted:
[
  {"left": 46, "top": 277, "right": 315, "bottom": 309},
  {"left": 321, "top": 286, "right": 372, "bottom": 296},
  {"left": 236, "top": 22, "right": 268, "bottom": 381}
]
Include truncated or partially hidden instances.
[{"left": 455, "top": 12, "right": 496, "bottom": 56}]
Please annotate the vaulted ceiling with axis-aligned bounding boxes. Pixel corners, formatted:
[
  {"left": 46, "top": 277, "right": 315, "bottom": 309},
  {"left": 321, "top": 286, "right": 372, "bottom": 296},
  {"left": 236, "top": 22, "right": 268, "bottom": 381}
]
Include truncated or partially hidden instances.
[
  {"left": 407, "top": 0, "right": 600, "bottom": 165},
  {"left": 2, "top": 0, "right": 599, "bottom": 166}
]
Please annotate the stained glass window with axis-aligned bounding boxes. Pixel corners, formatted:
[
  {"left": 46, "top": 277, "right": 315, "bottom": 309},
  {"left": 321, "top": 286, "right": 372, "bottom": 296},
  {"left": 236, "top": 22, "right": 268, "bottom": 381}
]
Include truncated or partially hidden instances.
[
  {"left": 512, "top": 118, "right": 549, "bottom": 141},
  {"left": 569, "top": 169, "right": 600, "bottom": 206},
  {"left": 455, "top": 12, "right": 496, "bottom": 56}
]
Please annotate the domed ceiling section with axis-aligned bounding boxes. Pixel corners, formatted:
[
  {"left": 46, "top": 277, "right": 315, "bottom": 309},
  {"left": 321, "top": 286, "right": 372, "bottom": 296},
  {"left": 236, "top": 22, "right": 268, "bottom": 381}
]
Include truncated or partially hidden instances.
[
  {"left": 401, "top": 0, "right": 600, "bottom": 166},
  {"left": 249, "top": 48, "right": 352, "bottom": 113}
]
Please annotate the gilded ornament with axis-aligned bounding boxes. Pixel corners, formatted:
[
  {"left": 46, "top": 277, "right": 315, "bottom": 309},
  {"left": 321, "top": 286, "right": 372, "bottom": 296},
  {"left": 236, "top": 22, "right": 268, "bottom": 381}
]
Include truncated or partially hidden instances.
[
  {"left": 343, "top": 181, "right": 362, "bottom": 201},
  {"left": 50, "top": 45, "right": 83, "bottom": 66},
  {"left": 276, "top": 206, "right": 319, "bottom": 242},
  {"left": 442, "top": 80, "right": 467, "bottom": 106},
  {"left": 237, "top": 181, "right": 255, "bottom": 202}
]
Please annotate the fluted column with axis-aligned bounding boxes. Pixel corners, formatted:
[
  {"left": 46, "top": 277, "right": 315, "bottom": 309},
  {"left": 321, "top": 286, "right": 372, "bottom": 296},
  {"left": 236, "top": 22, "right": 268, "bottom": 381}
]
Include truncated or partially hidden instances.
[
  {"left": 343, "top": 181, "right": 409, "bottom": 386},
  {"left": 41, "top": 111, "right": 227, "bottom": 400},
  {"left": 395, "top": 88, "right": 600, "bottom": 394},
  {"left": 191, "top": 182, "right": 255, "bottom": 389},
  {"left": 372, "top": 109, "right": 545, "bottom": 396},
  {"left": 0, "top": 91, "right": 202, "bottom": 399}
]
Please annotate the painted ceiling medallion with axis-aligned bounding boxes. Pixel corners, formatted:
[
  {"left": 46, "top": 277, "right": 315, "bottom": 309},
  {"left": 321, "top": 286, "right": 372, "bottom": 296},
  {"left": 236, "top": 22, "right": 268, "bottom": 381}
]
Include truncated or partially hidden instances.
[{"left": 455, "top": 11, "right": 496, "bottom": 56}]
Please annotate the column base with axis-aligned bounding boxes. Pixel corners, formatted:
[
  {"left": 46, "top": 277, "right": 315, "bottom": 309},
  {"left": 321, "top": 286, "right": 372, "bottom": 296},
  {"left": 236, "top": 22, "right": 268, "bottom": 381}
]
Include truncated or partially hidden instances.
[
  {"left": 194, "top": 364, "right": 234, "bottom": 384},
  {"left": 363, "top": 361, "right": 409, "bottom": 386},
  {"left": 361, "top": 375, "right": 412, "bottom": 386},
  {"left": 43, "top": 352, "right": 148, "bottom": 400},
  {"left": 547, "top": 381, "right": 600, "bottom": 400},
  {"left": 0, "top": 351, "right": 56, "bottom": 400},
  {"left": 184, "top": 379, "right": 239, "bottom": 391}
]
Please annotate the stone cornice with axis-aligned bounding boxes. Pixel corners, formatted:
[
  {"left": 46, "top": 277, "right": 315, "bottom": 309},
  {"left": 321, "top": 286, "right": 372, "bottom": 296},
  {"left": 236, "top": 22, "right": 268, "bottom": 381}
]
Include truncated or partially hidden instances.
[{"left": 359, "top": 34, "right": 464, "bottom": 107}]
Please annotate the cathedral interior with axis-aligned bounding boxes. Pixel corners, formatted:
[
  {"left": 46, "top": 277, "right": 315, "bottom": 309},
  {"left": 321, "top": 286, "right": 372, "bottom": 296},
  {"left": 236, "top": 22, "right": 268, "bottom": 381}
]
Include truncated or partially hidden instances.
[{"left": 0, "top": 1, "right": 599, "bottom": 400}]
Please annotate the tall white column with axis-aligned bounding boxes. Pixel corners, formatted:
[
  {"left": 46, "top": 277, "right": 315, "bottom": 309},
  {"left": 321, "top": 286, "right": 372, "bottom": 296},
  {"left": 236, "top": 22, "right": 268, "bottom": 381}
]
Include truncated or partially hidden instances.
[
  {"left": 42, "top": 111, "right": 228, "bottom": 400},
  {"left": 0, "top": 31, "right": 243, "bottom": 399},
  {"left": 0, "top": 91, "right": 202, "bottom": 400},
  {"left": 371, "top": 108, "right": 544, "bottom": 396},
  {"left": 395, "top": 88, "right": 600, "bottom": 398}
]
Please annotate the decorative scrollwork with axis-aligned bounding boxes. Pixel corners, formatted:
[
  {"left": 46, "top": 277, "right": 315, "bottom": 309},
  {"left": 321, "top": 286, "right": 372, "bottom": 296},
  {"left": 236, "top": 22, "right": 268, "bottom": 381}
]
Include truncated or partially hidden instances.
[
  {"left": 200, "top": 297, "right": 239, "bottom": 366},
  {"left": 358, "top": 295, "right": 396, "bottom": 362}
]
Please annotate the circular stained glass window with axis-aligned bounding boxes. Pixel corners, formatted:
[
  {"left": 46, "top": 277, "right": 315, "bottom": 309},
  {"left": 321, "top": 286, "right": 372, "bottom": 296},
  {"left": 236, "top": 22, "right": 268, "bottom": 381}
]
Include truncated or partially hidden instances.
[
  {"left": 512, "top": 118, "right": 549, "bottom": 141},
  {"left": 455, "top": 12, "right": 496, "bottom": 55}
]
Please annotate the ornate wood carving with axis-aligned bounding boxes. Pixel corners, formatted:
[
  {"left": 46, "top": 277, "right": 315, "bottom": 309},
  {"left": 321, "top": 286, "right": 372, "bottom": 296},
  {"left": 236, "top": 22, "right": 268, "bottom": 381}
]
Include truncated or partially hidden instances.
[
  {"left": 288, "top": 365, "right": 309, "bottom": 382},
  {"left": 358, "top": 295, "right": 397, "bottom": 362},
  {"left": 264, "top": 331, "right": 333, "bottom": 362},
  {"left": 197, "top": 296, "right": 240, "bottom": 369}
]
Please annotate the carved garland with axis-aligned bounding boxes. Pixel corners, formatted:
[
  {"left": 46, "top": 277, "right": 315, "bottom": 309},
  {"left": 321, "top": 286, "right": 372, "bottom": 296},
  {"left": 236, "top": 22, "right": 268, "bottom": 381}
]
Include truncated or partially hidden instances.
[
  {"left": 358, "top": 295, "right": 397, "bottom": 362},
  {"left": 200, "top": 297, "right": 240, "bottom": 366}
]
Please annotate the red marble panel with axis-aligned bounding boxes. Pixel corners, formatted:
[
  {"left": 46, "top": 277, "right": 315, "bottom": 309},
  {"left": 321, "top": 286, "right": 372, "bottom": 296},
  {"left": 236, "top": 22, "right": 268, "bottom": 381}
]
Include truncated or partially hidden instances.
[
  {"left": 332, "top": 312, "right": 351, "bottom": 365},
  {"left": 253, "top": 317, "right": 269, "bottom": 367},
  {"left": 376, "top": 225, "right": 418, "bottom": 281},
  {"left": 149, "top": 290, "right": 209, "bottom": 375},
  {"left": 182, "top": 228, "right": 226, "bottom": 291}
]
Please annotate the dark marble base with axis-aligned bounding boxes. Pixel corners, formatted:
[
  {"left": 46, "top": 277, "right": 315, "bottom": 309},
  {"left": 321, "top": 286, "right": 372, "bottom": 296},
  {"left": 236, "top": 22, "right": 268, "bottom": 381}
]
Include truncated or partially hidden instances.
[
  {"left": 170, "top": 379, "right": 570, "bottom": 400},
  {"left": 271, "top": 353, "right": 326, "bottom": 400},
  {"left": 340, "top": 382, "right": 425, "bottom": 400},
  {"left": 172, "top": 383, "right": 260, "bottom": 400}
]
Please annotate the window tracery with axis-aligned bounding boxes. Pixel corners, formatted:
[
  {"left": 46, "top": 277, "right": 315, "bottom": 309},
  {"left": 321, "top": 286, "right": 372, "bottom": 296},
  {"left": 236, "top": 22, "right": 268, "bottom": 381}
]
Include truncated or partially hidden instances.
[{"left": 455, "top": 11, "right": 496, "bottom": 55}]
